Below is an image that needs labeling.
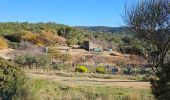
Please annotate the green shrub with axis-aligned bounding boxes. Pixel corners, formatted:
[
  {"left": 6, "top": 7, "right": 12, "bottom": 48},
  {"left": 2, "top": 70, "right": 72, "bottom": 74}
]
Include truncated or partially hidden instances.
[
  {"left": 75, "top": 66, "right": 88, "bottom": 73},
  {"left": 96, "top": 66, "right": 106, "bottom": 74},
  {"left": 15, "top": 54, "right": 51, "bottom": 68},
  {"left": 4, "top": 33, "right": 22, "bottom": 42},
  {"left": 48, "top": 47, "right": 62, "bottom": 60},
  {"left": 0, "top": 37, "right": 8, "bottom": 50},
  {"left": 122, "top": 68, "right": 128, "bottom": 74},
  {"left": 60, "top": 53, "right": 71, "bottom": 63},
  {"left": 15, "top": 54, "right": 36, "bottom": 67},
  {"left": 118, "top": 45, "right": 142, "bottom": 55},
  {"left": 36, "top": 55, "right": 51, "bottom": 67},
  {"left": 0, "top": 58, "right": 29, "bottom": 99},
  {"left": 10, "top": 42, "right": 20, "bottom": 49}
]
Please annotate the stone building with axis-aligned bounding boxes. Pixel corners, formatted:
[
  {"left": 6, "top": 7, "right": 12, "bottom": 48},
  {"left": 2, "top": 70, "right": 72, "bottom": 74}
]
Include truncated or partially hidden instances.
[{"left": 83, "top": 41, "right": 102, "bottom": 51}]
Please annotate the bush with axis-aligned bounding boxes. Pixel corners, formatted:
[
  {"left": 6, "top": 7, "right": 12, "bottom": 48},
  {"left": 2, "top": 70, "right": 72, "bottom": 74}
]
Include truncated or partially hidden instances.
[
  {"left": 122, "top": 68, "right": 128, "bottom": 75},
  {"left": 118, "top": 45, "right": 142, "bottom": 55},
  {"left": 0, "top": 58, "right": 29, "bottom": 99},
  {"left": 21, "top": 30, "right": 66, "bottom": 46},
  {"left": 60, "top": 53, "right": 71, "bottom": 63},
  {"left": 122, "top": 67, "right": 135, "bottom": 75},
  {"left": 10, "top": 42, "right": 20, "bottom": 49},
  {"left": 0, "top": 37, "right": 8, "bottom": 50},
  {"left": 151, "top": 62, "right": 170, "bottom": 99},
  {"left": 96, "top": 66, "right": 106, "bottom": 74},
  {"left": 15, "top": 54, "right": 51, "bottom": 68},
  {"left": 4, "top": 33, "right": 22, "bottom": 42},
  {"left": 15, "top": 54, "right": 37, "bottom": 67},
  {"left": 75, "top": 66, "right": 88, "bottom": 73},
  {"left": 36, "top": 55, "right": 51, "bottom": 67},
  {"left": 48, "top": 47, "right": 62, "bottom": 60}
]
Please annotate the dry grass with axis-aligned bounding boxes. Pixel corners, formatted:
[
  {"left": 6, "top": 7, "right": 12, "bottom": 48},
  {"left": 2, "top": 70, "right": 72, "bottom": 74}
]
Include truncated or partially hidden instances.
[
  {"left": 22, "top": 78, "right": 153, "bottom": 100},
  {"left": 25, "top": 69, "right": 151, "bottom": 90}
]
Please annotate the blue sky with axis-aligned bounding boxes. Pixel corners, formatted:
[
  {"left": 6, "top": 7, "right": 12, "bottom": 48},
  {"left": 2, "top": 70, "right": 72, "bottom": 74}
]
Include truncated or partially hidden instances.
[{"left": 0, "top": 0, "right": 130, "bottom": 27}]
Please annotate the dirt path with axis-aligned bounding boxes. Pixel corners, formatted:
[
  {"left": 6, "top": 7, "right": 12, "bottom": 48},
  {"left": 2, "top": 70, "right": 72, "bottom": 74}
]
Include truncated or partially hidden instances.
[
  {"left": 0, "top": 48, "right": 15, "bottom": 59},
  {"left": 27, "top": 72, "right": 151, "bottom": 89}
]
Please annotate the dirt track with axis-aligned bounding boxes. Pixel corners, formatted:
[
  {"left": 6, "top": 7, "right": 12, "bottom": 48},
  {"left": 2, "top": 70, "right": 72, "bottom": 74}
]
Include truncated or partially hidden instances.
[
  {"left": 27, "top": 72, "right": 151, "bottom": 89},
  {"left": 0, "top": 49, "right": 15, "bottom": 59}
]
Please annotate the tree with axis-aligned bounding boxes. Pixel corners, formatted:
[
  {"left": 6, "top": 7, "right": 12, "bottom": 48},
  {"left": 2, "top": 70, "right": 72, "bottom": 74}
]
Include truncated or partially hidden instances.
[
  {"left": 77, "top": 34, "right": 84, "bottom": 45},
  {"left": 21, "top": 31, "right": 43, "bottom": 46},
  {"left": 67, "top": 38, "right": 78, "bottom": 47},
  {"left": 124, "top": 0, "right": 170, "bottom": 99},
  {"left": 41, "top": 30, "right": 66, "bottom": 45}
]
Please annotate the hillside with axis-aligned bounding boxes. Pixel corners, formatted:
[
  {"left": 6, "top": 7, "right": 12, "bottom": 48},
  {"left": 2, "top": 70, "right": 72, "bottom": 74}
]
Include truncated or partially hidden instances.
[{"left": 75, "top": 26, "right": 131, "bottom": 35}]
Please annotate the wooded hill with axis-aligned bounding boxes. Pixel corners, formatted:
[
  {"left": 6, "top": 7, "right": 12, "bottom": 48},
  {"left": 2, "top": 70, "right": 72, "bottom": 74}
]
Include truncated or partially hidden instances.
[
  {"left": 0, "top": 22, "right": 143, "bottom": 56},
  {"left": 75, "top": 26, "right": 131, "bottom": 35}
]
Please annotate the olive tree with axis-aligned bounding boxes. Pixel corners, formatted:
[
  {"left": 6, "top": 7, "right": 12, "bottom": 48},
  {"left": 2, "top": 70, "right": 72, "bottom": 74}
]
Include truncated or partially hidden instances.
[{"left": 124, "top": 0, "right": 170, "bottom": 99}]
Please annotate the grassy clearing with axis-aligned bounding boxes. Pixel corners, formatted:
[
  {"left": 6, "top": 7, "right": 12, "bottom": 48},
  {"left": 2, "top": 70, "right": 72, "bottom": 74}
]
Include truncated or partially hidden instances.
[
  {"left": 25, "top": 69, "right": 151, "bottom": 81},
  {"left": 19, "top": 78, "right": 153, "bottom": 100}
]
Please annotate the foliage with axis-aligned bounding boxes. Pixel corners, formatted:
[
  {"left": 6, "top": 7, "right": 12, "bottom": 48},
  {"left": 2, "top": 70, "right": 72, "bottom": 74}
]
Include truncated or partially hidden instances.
[
  {"left": 96, "top": 66, "right": 106, "bottom": 74},
  {"left": 0, "top": 22, "right": 65, "bottom": 34},
  {"left": 0, "top": 22, "right": 133, "bottom": 50},
  {"left": 15, "top": 54, "right": 37, "bottom": 67},
  {"left": 15, "top": 54, "right": 51, "bottom": 68},
  {"left": 122, "top": 67, "right": 137, "bottom": 75},
  {"left": 21, "top": 30, "right": 66, "bottom": 46},
  {"left": 0, "top": 22, "right": 84, "bottom": 46},
  {"left": 125, "top": 0, "right": 170, "bottom": 99},
  {"left": 0, "top": 58, "right": 29, "bottom": 99},
  {"left": 67, "top": 38, "right": 78, "bottom": 47},
  {"left": 4, "top": 33, "right": 23, "bottom": 42},
  {"left": 75, "top": 66, "right": 88, "bottom": 73},
  {"left": 151, "top": 62, "right": 170, "bottom": 99},
  {"left": 110, "top": 35, "right": 122, "bottom": 44},
  {"left": 75, "top": 26, "right": 129, "bottom": 34},
  {"left": 48, "top": 47, "right": 62, "bottom": 60},
  {"left": 60, "top": 53, "right": 71, "bottom": 63},
  {"left": 118, "top": 45, "right": 142, "bottom": 55},
  {"left": 21, "top": 31, "right": 42, "bottom": 46},
  {"left": 48, "top": 47, "right": 72, "bottom": 63},
  {"left": 77, "top": 34, "right": 85, "bottom": 45},
  {"left": 9, "top": 42, "right": 20, "bottom": 49},
  {"left": 35, "top": 55, "right": 51, "bottom": 67},
  {"left": 39, "top": 30, "right": 66, "bottom": 45},
  {"left": 118, "top": 36, "right": 144, "bottom": 55},
  {"left": 0, "top": 37, "right": 8, "bottom": 50}
]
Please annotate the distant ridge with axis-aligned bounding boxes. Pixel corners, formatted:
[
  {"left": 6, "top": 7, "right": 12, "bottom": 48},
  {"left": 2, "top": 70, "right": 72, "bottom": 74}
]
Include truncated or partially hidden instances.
[{"left": 74, "top": 26, "right": 129, "bottom": 34}]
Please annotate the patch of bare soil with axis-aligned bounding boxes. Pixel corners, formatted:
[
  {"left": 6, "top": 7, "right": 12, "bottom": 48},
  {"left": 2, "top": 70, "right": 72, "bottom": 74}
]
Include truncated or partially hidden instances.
[{"left": 0, "top": 48, "right": 16, "bottom": 59}]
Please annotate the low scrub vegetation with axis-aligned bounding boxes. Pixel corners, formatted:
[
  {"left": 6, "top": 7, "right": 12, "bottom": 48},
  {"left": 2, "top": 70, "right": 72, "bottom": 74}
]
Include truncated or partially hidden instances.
[
  {"left": 0, "top": 58, "right": 30, "bottom": 100},
  {"left": 15, "top": 54, "right": 51, "bottom": 69},
  {"left": 96, "top": 66, "right": 106, "bottom": 74},
  {"left": 48, "top": 47, "right": 71, "bottom": 64},
  {"left": 75, "top": 66, "right": 88, "bottom": 73},
  {"left": 13, "top": 78, "right": 153, "bottom": 100},
  {"left": 0, "top": 37, "right": 8, "bottom": 50}
]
